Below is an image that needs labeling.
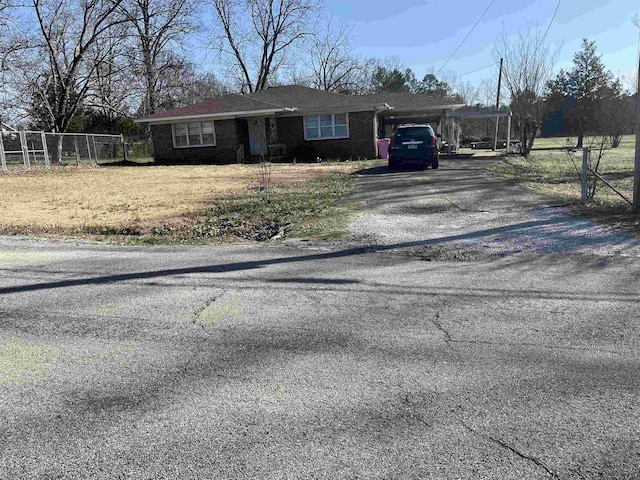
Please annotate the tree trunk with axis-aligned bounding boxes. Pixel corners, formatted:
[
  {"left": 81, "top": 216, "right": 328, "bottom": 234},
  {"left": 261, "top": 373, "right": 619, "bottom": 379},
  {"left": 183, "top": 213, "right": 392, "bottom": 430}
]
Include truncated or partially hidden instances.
[
  {"left": 610, "top": 135, "right": 621, "bottom": 148},
  {"left": 576, "top": 133, "right": 584, "bottom": 149},
  {"left": 144, "top": 52, "right": 158, "bottom": 114},
  {"left": 51, "top": 135, "right": 63, "bottom": 164},
  {"left": 518, "top": 120, "right": 537, "bottom": 157}
]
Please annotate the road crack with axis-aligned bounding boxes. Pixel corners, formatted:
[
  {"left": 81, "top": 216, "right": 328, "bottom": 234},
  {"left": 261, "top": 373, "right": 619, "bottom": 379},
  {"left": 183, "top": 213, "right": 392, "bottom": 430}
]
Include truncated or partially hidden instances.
[
  {"left": 191, "top": 295, "right": 219, "bottom": 324},
  {"left": 462, "top": 422, "right": 560, "bottom": 479},
  {"left": 431, "top": 295, "right": 453, "bottom": 346},
  {"left": 401, "top": 393, "right": 432, "bottom": 428},
  {"left": 432, "top": 311, "right": 453, "bottom": 345},
  {"left": 441, "top": 196, "right": 490, "bottom": 213},
  {"left": 450, "top": 337, "right": 619, "bottom": 354},
  {"left": 182, "top": 293, "right": 223, "bottom": 373}
]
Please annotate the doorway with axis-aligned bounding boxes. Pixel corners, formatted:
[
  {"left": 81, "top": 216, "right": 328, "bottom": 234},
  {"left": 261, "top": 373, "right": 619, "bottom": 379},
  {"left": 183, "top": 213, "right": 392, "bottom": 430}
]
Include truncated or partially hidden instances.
[{"left": 248, "top": 117, "right": 268, "bottom": 156}]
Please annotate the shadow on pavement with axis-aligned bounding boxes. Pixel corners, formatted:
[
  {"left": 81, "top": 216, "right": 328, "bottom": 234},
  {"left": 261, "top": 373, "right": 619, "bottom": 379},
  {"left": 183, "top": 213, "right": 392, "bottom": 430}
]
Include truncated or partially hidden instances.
[{"left": 2, "top": 214, "right": 640, "bottom": 296}]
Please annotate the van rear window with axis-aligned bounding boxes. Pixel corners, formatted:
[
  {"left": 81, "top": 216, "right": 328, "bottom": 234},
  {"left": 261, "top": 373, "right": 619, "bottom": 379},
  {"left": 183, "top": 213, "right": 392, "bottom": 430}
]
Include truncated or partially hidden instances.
[{"left": 395, "top": 128, "right": 433, "bottom": 141}]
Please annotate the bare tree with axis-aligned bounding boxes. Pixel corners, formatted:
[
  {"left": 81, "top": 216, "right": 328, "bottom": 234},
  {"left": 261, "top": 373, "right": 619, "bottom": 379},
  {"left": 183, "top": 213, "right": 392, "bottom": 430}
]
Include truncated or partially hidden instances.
[
  {"left": 184, "top": 71, "right": 227, "bottom": 103},
  {"left": 84, "top": 22, "right": 137, "bottom": 129},
  {"left": 33, "top": 0, "right": 125, "bottom": 131},
  {"left": 597, "top": 88, "right": 634, "bottom": 148},
  {"left": 0, "top": 0, "right": 9, "bottom": 27},
  {"left": 476, "top": 78, "right": 498, "bottom": 107},
  {"left": 305, "top": 15, "right": 368, "bottom": 93},
  {"left": 494, "top": 26, "right": 558, "bottom": 156},
  {"left": 170, "top": 68, "right": 227, "bottom": 107},
  {"left": 6, "top": 0, "right": 126, "bottom": 160},
  {"left": 120, "top": 0, "right": 195, "bottom": 115},
  {"left": 451, "top": 80, "right": 478, "bottom": 105},
  {"left": 0, "top": 0, "right": 14, "bottom": 124},
  {"left": 210, "top": 0, "right": 317, "bottom": 92}
]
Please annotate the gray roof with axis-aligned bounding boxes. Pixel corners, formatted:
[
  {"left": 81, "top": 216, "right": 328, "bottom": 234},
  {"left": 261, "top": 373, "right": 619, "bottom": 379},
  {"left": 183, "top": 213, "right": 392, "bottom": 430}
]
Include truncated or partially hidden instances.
[
  {"left": 246, "top": 85, "right": 379, "bottom": 114},
  {"left": 136, "top": 94, "right": 290, "bottom": 123},
  {"left": 136, "top": 85, "right": 465, "bottom": 123},
  {"left": 358, "top": 92, "right": 465, "bottom": 112}
]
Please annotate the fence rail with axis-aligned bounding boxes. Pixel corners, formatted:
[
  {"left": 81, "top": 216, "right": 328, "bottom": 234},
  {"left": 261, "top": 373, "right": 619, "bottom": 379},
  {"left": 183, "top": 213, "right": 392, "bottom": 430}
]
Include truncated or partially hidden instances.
[{"left": 0, "top": 131, "right": 125, "bottom": 171}]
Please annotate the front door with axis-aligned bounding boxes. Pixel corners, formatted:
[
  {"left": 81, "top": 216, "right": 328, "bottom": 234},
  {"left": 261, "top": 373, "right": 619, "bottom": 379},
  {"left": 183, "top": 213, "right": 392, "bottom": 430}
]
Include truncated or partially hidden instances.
[{"left": 248, "top": 118, "right": 268, "bottom": 156}]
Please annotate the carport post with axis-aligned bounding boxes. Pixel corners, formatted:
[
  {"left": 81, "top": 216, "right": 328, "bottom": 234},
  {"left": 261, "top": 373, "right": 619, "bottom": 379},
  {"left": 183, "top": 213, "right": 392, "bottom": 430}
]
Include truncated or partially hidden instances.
[
  {"left": 447, "top": 116, "right": 453, "bottom": 158},
  {"left": 455, "top": 118, "right": 459, "bottom": 152},
  {"left": 582, "top": 147, "right": 589, "bottom": 205},
  {"left": 506, "top": 114, "right": 511, "bottom": 154},
  {"left": 0, "top": 132, "right": 6, "bottom": 171}
]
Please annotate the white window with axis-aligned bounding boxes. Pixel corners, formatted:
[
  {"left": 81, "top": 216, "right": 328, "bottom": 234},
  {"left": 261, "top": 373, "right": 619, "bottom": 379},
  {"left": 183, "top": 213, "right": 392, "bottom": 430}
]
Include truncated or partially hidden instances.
[
  {"left": 172, "top": 121, "right": 216, "bottom": 148},
  {"left": 304, "top": 113, "right": 349, "bottom": 140}
]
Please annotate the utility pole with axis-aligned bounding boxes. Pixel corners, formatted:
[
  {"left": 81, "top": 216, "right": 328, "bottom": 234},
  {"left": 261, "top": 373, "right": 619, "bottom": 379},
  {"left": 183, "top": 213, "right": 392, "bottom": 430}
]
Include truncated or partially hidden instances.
[
  {"left": 633, "top": 67, "right": 640, "bottom": 211},
  {"left": 633, "top": 18, "right": 640, "bottom": 211},
  {"left": 493, "top": 57, "right": 503, "bottom": 151}
]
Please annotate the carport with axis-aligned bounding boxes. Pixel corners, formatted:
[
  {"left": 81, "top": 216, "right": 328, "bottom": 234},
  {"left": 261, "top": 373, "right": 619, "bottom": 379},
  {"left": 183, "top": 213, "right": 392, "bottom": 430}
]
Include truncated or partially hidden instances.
[
  {"left": 445, "top": 109, "right": 513, "bottom": 155},
  {"left": 360, "top": 92, "right": 466, "bottom": 156}
]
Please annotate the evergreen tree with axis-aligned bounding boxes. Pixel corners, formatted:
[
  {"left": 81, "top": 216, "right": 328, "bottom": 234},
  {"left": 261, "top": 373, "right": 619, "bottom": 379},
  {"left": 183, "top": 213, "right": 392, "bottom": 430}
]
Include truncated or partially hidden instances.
[
  {"left": 547, "top": 39, "right": 620, "bottom": 147},
  {"left": 371, "top": 67, "right": 411, "bottom": 93}
]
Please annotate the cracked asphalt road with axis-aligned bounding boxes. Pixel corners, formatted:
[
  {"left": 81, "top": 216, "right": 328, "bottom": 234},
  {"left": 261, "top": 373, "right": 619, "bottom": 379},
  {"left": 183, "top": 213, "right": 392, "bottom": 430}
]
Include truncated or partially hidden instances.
[{"left": 1, "top": 157, "right": 639, "bottom": 479}]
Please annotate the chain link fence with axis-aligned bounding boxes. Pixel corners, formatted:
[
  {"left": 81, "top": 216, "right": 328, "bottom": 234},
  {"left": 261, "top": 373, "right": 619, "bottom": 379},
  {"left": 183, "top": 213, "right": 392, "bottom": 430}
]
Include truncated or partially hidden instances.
[{"left": 0, "top": 131, "right": 125, "bottom": 170}]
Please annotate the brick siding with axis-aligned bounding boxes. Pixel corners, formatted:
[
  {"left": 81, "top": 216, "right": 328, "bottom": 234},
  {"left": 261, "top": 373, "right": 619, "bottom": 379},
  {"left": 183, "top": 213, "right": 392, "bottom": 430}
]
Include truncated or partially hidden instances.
[
  {"left": 276, "top": 111, "right": 377, "bottom": 161},
  {"left": 150, "top": 110, "right": 377, "bottom": 164},
  {"left": 151, "top": 119, "right": 242, "bottom": 164}
]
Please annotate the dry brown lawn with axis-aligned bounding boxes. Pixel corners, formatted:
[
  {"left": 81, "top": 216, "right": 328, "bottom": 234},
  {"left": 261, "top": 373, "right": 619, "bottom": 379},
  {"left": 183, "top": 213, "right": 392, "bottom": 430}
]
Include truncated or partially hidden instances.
[{"left": 0, "top": 163, "right": 362, "bottom": 230}]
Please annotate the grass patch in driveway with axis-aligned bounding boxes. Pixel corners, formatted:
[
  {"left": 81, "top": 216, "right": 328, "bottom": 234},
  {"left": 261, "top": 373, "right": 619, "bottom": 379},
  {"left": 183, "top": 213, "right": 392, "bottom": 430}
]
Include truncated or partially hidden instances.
[
  {"left": 0, "top": 337, "right": 60, "bottom": 386},
  {"left": 0, "top": 162, "right": 369, "bottom": 243},
  {"left": 193, "top": 294, "right": 242, "bottom": 325},
  {"left": 0, "top": 251, "right": 58, "bottom": 266}
]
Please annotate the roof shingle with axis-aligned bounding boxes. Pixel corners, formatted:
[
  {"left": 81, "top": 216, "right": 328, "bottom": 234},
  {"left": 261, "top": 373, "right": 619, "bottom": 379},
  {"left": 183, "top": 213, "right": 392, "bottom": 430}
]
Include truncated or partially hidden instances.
[
  {"left": 136, "top": 85, "right": 465, "bottom": 123},
  {"left": 358, "top": 92, "right": 465, "bottom": 112},
  {"left": 137, "top": 94, "right": 287, "bottom": 122},
  {"left": 246, "top": 85, "right": 377, "bottom": 113}
]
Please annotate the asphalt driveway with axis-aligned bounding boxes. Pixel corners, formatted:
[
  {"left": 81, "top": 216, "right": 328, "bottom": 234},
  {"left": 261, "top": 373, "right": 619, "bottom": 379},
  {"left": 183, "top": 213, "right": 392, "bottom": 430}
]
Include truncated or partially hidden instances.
[{"left": 1, "top": 157, "right": 639, "bottom": 479}]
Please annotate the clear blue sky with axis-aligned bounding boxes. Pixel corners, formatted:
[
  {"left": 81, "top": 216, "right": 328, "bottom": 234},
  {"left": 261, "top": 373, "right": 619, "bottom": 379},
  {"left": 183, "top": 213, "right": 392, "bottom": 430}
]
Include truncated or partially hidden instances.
[{"left": 327, "top": 0, "right": 640, "bottom": 90}]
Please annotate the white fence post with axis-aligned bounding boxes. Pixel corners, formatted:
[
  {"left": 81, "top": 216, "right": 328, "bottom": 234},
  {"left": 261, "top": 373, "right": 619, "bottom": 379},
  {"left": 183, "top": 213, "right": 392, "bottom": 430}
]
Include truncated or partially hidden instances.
[
  {"left": 91, "top": 135, "right": 98, "bottom": 165},
  {"left": 120, "top": 134, "right": 127, "bottom": 161},
  {"left": 85, "top": 134, "right": 92, "bottom": 163},
  {"left": 73, "top": 136, "right": 80, "bottom": 165},
  {"left": 41, "top": 132, "right": 50, "bottom": 168},
  {"left": 20, "top": 131, "right": 30, "bottom": 168}
]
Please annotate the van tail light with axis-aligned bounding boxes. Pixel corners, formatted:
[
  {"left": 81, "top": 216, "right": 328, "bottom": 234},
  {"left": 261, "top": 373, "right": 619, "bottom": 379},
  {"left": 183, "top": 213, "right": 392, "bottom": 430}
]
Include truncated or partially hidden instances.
[
  {"left": 431, "top": 135, "right": 436, "bottom": 147},
  {"left": 389, "top": 136, "right": 395, "bottom": 148}
]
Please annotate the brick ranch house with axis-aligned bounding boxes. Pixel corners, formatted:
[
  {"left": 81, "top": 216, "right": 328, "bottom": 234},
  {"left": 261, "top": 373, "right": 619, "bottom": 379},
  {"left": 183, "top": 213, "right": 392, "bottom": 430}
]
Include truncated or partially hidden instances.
[{"left": 135, "top": 85, "right": 465, "bottom": 163}]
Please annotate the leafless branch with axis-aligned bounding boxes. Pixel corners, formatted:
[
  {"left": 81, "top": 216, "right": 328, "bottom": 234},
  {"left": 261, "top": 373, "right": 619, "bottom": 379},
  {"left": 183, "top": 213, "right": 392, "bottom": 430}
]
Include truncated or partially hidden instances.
[
  {"left": 494, "top": 25, "right": 558, "bottom": 156},
  {"left": 210, "top": 0, "right": 317, "bottom": 92}
]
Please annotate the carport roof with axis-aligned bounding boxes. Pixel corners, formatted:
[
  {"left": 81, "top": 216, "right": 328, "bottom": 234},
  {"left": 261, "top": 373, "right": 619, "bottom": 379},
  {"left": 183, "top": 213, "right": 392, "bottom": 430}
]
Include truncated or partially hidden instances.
[
  {"left": 446, "top": 108, "right": 512, "bottom": 118},
  {"left": 359, "top": 92, "right": 465, "bottom": 114}
]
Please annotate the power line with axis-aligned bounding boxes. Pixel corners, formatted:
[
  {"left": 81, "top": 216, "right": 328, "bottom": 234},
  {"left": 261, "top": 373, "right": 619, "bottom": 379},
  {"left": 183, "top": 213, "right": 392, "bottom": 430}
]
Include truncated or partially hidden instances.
[
  {"left": 457, "top": 62, "right": 499, "bottom": 78},
  {"left": 436, "top": 0, "right": 496, "bottom": 76},
  {"left": 530, "top": 0, "right": 561, "bottom": 63}
]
